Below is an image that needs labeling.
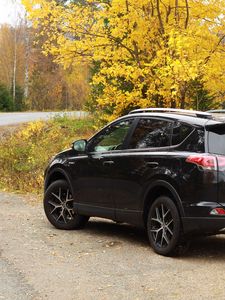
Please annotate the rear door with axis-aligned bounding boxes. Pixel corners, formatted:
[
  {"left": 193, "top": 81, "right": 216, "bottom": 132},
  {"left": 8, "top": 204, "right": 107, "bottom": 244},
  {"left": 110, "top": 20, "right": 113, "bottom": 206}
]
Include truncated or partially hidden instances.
[{"left": 111, "top": 117, "right": 174, "bottom": 224}]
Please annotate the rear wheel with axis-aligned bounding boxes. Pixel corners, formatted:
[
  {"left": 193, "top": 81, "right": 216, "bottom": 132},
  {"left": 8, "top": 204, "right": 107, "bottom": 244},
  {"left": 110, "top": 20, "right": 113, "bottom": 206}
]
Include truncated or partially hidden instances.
[
  {"left": 147, "top": 196, "right": 181, "bottom": 256},
  {"left": 44, "top": 180, "right": 89, "bottom": 230}
]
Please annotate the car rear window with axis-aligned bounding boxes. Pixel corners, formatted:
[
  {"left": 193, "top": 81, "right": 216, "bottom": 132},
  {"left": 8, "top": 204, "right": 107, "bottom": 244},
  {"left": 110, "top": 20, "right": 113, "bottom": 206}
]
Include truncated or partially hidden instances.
[{"left": 208, "top": 126, "right": 225, "bottom": 155}]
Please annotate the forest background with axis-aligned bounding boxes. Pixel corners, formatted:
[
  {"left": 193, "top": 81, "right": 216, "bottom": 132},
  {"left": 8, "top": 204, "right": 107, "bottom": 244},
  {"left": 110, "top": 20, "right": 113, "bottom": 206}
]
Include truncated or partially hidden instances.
[
  {"left": 1, "top": 0, "right": 225, "bottom": 122},
  {"left": 1, "top": 0, "right": 225, "bottom": 192}
]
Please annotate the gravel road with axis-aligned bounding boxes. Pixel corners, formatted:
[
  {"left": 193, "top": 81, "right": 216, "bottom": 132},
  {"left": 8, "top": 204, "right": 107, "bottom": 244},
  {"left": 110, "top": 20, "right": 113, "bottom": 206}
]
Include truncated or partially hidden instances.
[{"left": 1, "top": 192, "right": 225, "bottom": 300}]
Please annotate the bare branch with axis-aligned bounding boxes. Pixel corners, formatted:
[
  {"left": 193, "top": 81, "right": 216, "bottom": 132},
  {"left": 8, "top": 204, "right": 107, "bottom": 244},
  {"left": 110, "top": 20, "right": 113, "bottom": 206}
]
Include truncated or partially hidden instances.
[
  {"left": 133, "top": 41, "right": 141, "bottom": 67},
  {"left": 125, "top": 0, "right": 129, "bottom": 13},
  {"left": 150, "top": 0, "right": 154, "bottom": 17},
  {"left": 204, "top": 34, "right": 225, "bottom": 64},
  {"left": 175, "top": 0, "right": 179, "bottom": 24},
  {"left": 160, "top": 0, "right": 171, "bottom": 23},
  {"left": 156, "top": 0, "right": 164, "bottom": 34},
  {"left": 184, "top": 0, "right": 189, "bottom": 29}
]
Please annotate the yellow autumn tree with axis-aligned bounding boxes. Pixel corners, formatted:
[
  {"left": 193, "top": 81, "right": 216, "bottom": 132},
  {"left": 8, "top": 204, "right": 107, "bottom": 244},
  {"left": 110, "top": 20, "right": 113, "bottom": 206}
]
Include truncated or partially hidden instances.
[{"left": 23, "top": 0, "right": 225, "bottom": 121}]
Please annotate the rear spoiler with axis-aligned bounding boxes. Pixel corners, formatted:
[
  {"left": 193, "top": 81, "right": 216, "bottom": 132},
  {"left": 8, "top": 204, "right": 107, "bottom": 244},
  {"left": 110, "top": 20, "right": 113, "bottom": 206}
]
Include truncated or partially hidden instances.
[{"left": 205, "top": 122, "right": 225, "bottom": 131}]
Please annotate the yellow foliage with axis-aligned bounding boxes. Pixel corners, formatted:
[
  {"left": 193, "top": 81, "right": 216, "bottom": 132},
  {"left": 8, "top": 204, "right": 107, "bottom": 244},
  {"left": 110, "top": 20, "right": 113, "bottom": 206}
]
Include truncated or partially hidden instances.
[{"left": 22, "top": 0, "right": 225, "bottom": 120}]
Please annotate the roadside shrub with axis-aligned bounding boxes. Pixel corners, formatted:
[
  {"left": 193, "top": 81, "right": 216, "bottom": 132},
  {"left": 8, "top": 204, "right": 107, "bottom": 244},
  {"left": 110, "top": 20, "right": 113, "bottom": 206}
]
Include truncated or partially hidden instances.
[
  {"left": 0, "top": 116, "right": 94, "bottom": 193},
  {"left": 0, "top": 84, "right": 13, "bottom": 111}
]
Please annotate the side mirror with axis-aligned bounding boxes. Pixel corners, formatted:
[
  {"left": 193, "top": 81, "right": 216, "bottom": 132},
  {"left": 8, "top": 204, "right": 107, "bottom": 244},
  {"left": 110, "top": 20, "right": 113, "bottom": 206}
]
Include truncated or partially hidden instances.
[{"left": 72, "top": 139, "right": 87, "bottom": 153}]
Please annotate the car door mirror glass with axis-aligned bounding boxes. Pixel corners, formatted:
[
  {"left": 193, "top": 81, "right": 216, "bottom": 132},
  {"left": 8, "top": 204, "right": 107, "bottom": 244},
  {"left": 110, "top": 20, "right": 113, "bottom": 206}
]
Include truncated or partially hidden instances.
[{"left": 73, "top": 139, "right": 87, "bottom": 153}]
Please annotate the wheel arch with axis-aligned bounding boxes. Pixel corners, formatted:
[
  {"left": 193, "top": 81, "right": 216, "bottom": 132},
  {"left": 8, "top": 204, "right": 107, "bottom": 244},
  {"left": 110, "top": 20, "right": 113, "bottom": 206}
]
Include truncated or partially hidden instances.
[
  {"left": 142, "top": 179, "right": 184, "bottom": 227},
  {"left": 44, "top": 167, "right": 73, "bottom": 194}
]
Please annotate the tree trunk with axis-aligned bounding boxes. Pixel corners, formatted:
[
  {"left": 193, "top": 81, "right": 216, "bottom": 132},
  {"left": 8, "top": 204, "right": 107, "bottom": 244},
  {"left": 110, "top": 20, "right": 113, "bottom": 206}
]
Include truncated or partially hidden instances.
[
  {"left": 12, "top": 27, "right": 17, "bottom": 106},
  {"left": 180, "top": 84, "right": 187, "bottom": 109},
  {"left": 24, "top": 19, "right": 30, "bottom": 99},
  {"left": 171, "top": 100, "right": 176, "bottom": 108}
]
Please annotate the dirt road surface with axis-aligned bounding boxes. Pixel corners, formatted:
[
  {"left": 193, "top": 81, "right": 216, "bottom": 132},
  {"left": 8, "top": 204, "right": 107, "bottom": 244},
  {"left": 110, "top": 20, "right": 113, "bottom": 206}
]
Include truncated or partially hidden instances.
[{"left": 1, "top": 192, "right": 225, "bottom": 300}]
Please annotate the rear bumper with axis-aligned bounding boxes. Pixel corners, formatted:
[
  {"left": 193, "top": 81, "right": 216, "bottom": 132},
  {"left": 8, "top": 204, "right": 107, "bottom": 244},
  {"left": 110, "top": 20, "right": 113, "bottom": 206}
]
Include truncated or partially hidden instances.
[{"left": 182, "top": 217, "right": 225, "bottom": 234}]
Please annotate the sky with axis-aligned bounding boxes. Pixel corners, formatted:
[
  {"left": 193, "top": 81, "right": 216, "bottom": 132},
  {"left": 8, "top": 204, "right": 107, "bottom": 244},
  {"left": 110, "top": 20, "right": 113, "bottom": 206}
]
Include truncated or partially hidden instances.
[{"left": 0, "top": 0, "right": 25, "bottom": 25}]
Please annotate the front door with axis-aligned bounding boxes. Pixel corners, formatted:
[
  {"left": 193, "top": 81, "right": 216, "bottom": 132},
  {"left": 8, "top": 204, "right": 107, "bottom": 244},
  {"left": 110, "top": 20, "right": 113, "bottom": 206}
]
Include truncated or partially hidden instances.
[{"left": 69, "top": 118, "right": 134, "bottom": 219}]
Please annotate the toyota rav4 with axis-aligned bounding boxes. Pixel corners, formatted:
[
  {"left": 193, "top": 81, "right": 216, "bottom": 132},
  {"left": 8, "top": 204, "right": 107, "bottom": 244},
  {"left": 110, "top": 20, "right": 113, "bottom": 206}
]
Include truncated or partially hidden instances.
[{"left": 43, "top": 108, "right": 225, "bottom": 256}]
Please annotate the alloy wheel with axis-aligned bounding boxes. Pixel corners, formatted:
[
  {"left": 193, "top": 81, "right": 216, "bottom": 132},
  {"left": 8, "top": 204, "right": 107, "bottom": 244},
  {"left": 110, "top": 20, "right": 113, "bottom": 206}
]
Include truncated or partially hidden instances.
[
  {"left": 150, "top": 203, "right": 174, "bottom": 248},
  {"left": 48, "top": 187, "right": 75, "bottom": 224}
]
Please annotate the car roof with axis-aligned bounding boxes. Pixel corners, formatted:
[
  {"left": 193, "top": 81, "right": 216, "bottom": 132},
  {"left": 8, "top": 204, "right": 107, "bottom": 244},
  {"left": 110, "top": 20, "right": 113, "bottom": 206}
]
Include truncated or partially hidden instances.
[{"left": 118, "top": 112, "right": 225, "bottom": 127}]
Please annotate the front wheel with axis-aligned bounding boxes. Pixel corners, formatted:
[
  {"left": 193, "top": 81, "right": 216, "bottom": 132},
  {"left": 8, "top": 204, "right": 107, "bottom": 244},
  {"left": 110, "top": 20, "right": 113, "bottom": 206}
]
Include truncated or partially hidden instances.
[
  {"left": 147, "top": 196, "right": 181, "bottom": 256},
  {"left": 44, "top": 179, "right": 89, "bottom": 230}
]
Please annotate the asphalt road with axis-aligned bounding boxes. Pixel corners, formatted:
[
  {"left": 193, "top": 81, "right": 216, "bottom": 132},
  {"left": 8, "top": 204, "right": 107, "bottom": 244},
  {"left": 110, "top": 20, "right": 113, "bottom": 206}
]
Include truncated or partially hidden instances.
[
  {"left": 1, "top": 192, "right": 225, "bottom": 299},
  {"left": 0, "top": 111, "right": 86, "bottom": 126}
]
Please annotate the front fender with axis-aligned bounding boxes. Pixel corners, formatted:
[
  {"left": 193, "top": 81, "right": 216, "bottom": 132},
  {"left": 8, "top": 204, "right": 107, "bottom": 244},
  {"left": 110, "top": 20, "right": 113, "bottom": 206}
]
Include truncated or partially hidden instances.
[{"left": 44, "top": 165, "right": 74, "bottom": 195}]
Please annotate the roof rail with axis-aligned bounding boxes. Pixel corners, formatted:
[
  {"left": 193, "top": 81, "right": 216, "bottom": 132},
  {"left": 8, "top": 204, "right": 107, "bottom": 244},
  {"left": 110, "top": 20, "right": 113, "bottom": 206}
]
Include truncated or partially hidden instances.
[
  {"left": 207, "top": 109, "right": 225, "bottom": 113},
  {"left": 129, "top": 108, "right": 212, "bottom": 119}
]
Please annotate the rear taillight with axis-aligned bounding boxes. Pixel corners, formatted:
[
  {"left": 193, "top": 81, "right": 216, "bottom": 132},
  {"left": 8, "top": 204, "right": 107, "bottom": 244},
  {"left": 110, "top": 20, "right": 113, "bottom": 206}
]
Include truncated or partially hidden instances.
[
  {"left": 186, "top": 155, "right": 217, "bottom": 170},
  {"left": 210, "top": 208, "right": 225, "bottom": 216}
]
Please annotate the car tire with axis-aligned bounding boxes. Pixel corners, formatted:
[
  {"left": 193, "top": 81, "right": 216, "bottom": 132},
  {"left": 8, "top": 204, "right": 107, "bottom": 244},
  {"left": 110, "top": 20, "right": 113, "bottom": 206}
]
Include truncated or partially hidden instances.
[
  {"left": 147, "top": 196, "right": 181, "bottom": 256},
  {"left": 44, "top": 179, "right": 89, "bottom": 230}
]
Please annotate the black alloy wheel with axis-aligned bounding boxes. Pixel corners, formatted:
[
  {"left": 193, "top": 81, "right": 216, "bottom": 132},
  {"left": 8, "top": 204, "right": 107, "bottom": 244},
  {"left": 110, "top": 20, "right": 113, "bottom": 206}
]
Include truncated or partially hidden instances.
[
  {"left": 44, "top": 180, "right": 89, "bottom": 230},
  {"left": 147, "top": 196, "right": 181, "bottom": 256}
]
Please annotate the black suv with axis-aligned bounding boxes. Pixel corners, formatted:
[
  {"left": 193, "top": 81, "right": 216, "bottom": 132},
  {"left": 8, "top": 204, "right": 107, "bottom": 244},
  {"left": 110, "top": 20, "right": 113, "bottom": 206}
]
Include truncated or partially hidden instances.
[{"left": 43, "top": 108, "right": 225, "bottom": 256}]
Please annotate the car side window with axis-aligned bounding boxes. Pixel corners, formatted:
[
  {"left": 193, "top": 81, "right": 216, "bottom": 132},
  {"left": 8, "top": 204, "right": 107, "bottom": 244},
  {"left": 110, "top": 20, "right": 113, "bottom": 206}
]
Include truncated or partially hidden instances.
[
  {"left": 171, "top": 122, "right": 193, "bottom": 145},
  {"left": 128, "top": 118, "right": 172, "bottom": 149},
  {"left": 88, "top": 119, "right": 133, "bottom": 152},
  {"left": 178, "top": 129, "right": 205, "bottom": 152}
]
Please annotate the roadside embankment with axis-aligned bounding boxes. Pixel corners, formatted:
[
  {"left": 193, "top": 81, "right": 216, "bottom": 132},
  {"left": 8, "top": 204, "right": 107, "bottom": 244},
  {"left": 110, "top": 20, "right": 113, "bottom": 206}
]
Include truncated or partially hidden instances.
[{"left": 0, "top": 116, "right": 94, "bottom": 193}]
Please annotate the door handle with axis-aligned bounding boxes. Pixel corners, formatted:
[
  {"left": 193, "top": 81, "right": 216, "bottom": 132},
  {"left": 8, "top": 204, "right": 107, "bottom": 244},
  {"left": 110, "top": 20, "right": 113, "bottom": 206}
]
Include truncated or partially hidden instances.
[
  {"left": 93, "top": 155, "right": 104, "bottom": 160},
  {"left": 146, "top": 162, "right": 159, "bottom": 168},
  {"left": 103, "top": 160, "right": 115, "bottom": 166}
]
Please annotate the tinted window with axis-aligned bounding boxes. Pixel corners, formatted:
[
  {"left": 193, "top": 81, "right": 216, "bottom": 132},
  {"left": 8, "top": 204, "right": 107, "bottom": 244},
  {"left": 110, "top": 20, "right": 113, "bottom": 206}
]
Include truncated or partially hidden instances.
[
  {"left": 172, "top": 122, "right": 193, "bottom": 145},
  {"left": 88, "top": 119, "right": 133, "bottom": 152},
  {"left": 208, "top": 126, "right": 225, "bottom": 155},
  {"left": 177, "top": 129, "right": 205, "bottom": 153},
  {"left": 129, "top": 118, "right": 172, "bottom": 149}
]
